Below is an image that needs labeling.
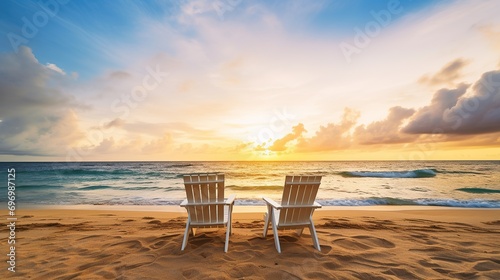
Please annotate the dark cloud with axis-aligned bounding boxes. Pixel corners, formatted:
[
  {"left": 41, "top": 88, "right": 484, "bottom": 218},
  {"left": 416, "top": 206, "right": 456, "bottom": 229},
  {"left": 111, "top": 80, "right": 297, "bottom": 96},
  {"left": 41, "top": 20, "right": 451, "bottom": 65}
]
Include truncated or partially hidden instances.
[
  {"left": 404, "top": 70, "right": 500, "bottom": 135},
  {"left": 354, "top": 106, "right": 416, "bottom": 145},
  {"left": 0, "top": 47, "right": 85, "bottom": 156},
  {"left": 418, "top": 58, "right": 469, "bottom": 86}
]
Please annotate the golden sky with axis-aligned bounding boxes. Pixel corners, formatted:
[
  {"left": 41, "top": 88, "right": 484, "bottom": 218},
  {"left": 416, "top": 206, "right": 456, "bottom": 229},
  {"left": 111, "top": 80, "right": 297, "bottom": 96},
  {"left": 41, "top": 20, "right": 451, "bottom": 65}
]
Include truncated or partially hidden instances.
[{"left": 1, "top": 0, "right": 500, "bottom": 161}]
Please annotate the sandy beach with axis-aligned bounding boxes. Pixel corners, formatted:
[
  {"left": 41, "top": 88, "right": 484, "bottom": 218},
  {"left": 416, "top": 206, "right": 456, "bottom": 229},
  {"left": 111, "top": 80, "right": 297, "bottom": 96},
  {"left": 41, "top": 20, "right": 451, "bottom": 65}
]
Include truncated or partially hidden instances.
[{"left": 1, "top": 207, "right": 499, "bottom": 279}]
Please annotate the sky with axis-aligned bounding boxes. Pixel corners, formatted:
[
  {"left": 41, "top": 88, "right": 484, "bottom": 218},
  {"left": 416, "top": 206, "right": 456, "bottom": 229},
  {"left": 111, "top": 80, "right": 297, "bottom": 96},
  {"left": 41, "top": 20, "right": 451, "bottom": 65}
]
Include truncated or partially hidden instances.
[{"left": 0, "top": 0, "right": 499, "bottom": 161}]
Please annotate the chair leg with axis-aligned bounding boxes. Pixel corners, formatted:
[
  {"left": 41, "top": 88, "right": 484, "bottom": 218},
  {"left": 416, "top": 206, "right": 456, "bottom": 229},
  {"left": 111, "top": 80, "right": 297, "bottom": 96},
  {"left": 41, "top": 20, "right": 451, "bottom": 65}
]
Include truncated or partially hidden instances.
[
  {"left": 225, "top": 223, "right": 230, "bottom": 253},
  {"left": 225, "top": 209, "right": 232, "bottom": 252},
  {"left": 191, "top": 228, "right": 196, "bottom": 236},
  {"left": 263, "top": 214, "right": 270, "bottom": 237},
  {"left": 181, "top": 223, "right": 190, "bottom": 251},
  {"left": 229, "top": 205, "right": 233, "bottom": 235},
  {"left": 296, "top": 228, "right": 304, "bottom": 236},
  {"left": 263, "top": 205, "right": 271, "bottom": 237},
  {"left": 272, "top": 219, "right": 281, "bottom": 253},
  {"left": 309, "top": 218, "right": 321, "bottom": 252}
]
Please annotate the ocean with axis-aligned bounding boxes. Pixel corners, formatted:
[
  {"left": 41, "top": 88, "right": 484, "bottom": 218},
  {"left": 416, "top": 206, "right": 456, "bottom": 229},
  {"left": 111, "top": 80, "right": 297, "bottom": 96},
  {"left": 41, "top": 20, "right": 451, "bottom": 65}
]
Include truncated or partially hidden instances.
[{"left": 1, "top": 161, "right": 499, "bottom": 208}]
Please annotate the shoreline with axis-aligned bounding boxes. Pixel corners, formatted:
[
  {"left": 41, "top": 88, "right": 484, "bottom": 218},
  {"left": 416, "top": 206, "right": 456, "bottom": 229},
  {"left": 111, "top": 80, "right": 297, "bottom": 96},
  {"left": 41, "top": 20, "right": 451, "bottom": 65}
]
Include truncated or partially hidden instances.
[
  {"left": 14, "top": 207, "right": 500, "bottom": 227},
  {"left": 17, "top": 203, "right": 500, "bottom": 213}
]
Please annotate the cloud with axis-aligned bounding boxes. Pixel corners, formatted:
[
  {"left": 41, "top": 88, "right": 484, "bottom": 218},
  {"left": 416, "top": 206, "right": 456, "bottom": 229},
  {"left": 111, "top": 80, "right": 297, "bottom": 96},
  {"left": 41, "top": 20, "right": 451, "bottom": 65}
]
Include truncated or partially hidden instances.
[
  {"left": 92, "top": 137, "right": 118, "bottom": 154},
  {"left": 295, "top": 108, "right": 360, "bottom": 152},
  {"left": 108, "top": 71, "right": 132, "bottom": 80},
  {"left": 404, "top": 69, "right": 500, "bottom": 135},
  {"left": 354, "top": 106, "right": 416, "bottom": 145},
  {"left": 418, "top": 58, "right": 469, "bottom": 86},
  {"left": 102, "top": 118, "right": 125, "bottom": 129},
  {"left": 45, "top": 63, "right": 66, "bottom": 75},
  {"left": 478, "top": 25, "right": 500, "bottom": 52},
  {"left": 269, "top": 123, "right": 306, "bottom": 151},
  {"left": 141, "top": 133, "right": 173, "bottom": 154},
  {"left": 0, "top": 46, "right": 85, "bottom": 156},
  {"left": 121, "top": 121, "right": 215, "bottom": 140},
  {"left": 87, "top": 133, "right": 174, "bottom": 156},
  {"left": 269, "top": 69, "right": 500, "bottom": 153}
]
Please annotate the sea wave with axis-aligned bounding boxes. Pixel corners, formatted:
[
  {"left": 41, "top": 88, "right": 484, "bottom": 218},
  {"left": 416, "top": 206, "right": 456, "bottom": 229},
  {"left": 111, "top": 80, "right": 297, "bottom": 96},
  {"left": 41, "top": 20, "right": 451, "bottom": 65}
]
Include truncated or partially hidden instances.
[
  {"left": 79, "top": 185, "right": 113, "bottom": 190},
  {"left": 318, "top": 197, "right": 417, "bottom": 206},
  {"left": 16, "top": 185, "right": 65, "bottom": 189},
  {"left": 437, "top": 170, "right": 484, "bottom": 175},
  {"left": 316, "top": 198, "right": 500, "bottom": 208},
  {"left": 339, "top": 169, "right": 437, "bottom": 178},
  {"left": 455, "top": 187, "right": 500, "bottom": 194},
  {"left": 6, "top": 195, "right": 499, "bottom": 208},
  {"left": 77, "top": 185, "right": 183, "bottom": 192},
  {"left": 62, "top": 169, "right": 137, "bottom": 176},
  {"left": 168, "top": 163, "right": 194, "bottom": 168}
]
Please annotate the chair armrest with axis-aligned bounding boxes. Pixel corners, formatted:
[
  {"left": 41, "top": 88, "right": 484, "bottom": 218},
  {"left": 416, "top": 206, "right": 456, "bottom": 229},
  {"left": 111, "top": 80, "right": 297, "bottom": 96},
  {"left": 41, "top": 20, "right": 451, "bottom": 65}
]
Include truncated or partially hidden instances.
[
  {"left": 180, "top": 199, "right": 188, "bottom": 207},
  {"left": 225, "top": 194, "right": 236, "bottom": 205},
  {"left": 179, "top": 195, "right": 236, "bottom": 207},
  {"left": 279, "top": 204, "right": 322, "bottom": 209},
  {"left": 262, "top": 196, "right": 282, "bottom": 209},
  {"left": 262, "top": 198, "right": 322, "bottom": 210},
  {"left": 180, "top": 201, "right": 231, "bottom": 206}
]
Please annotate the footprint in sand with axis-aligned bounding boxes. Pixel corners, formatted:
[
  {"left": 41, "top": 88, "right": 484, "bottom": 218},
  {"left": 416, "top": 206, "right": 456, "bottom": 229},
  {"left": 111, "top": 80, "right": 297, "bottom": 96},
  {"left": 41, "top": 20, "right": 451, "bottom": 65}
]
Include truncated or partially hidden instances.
[
  {"left": 150, "top": 240, "right": 167, "bottom": 249},
  {"left": 281, "top": 236, "right": 299, "bottom": 242},
  {"left": 182, "top": 268, "right": 201, "bottom": 278},
  {"left": 225, "top": 249, "right": 254, "bottom": 261},
  {"left": 431, "top": 255, "right": 466, "bottom": 264},
  {"left": 118, "top": 254, "right": 156, "bottom": 270},
  {"left": 109, "top": 240, "right": 150, "bottom": 252},
  {"left": 333, "top": 236, "right": 395, "bottom": 250},
  {"left": 228, "top": 263, "right": 262, "bottom": 278},
  {"left": 472, "top": 260, "right": 500, "bottom": 271},
  {"left": 305, "top": 271, "right": 334, "bottom": 279},
  {"left": 189, "top": 233, "right": 216, "bottom": 248}
]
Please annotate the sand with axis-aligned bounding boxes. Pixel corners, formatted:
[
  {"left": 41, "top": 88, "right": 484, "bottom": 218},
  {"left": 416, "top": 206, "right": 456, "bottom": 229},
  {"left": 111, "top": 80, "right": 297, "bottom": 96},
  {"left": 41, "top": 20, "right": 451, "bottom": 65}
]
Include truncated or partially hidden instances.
[{"left": 1, "top": 207, "right": 499, "bottom": 279}]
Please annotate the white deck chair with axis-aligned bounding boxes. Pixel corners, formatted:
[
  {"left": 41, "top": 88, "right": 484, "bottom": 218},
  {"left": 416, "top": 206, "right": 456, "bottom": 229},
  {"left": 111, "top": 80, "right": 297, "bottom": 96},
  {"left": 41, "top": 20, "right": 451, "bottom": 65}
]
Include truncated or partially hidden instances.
[
  {"left": 180, "top": 173, "right": 235, "bottom": 252},
  {"left": 263, "top": 175, "right": 322, "bottom": 253}
]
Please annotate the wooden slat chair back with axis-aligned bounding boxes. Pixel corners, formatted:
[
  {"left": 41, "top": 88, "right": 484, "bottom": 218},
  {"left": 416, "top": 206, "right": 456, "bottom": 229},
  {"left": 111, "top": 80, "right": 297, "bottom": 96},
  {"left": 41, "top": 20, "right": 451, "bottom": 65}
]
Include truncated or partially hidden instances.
[
  {"left": 278, "top": 175, "right": 321, "bottom": 226},
  {"left": 180, "top": 173, "right": 235, "bottom": 252},
  {"left": 183, "top": 173, "right": 225, "bottom": 226},
  {"left": 263, "top": 175, "right": 322, "bottom": 253}
]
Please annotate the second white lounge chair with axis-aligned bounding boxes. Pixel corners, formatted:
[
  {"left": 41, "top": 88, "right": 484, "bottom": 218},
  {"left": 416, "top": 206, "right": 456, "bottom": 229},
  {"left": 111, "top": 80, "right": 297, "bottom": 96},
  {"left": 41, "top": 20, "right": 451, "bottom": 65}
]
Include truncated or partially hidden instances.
[
  {"left": 180, "top": 173, "right": 235, "bottom": 252},
  {"left": 263, "top": 175, "right": 322, "bottom": 253}
]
